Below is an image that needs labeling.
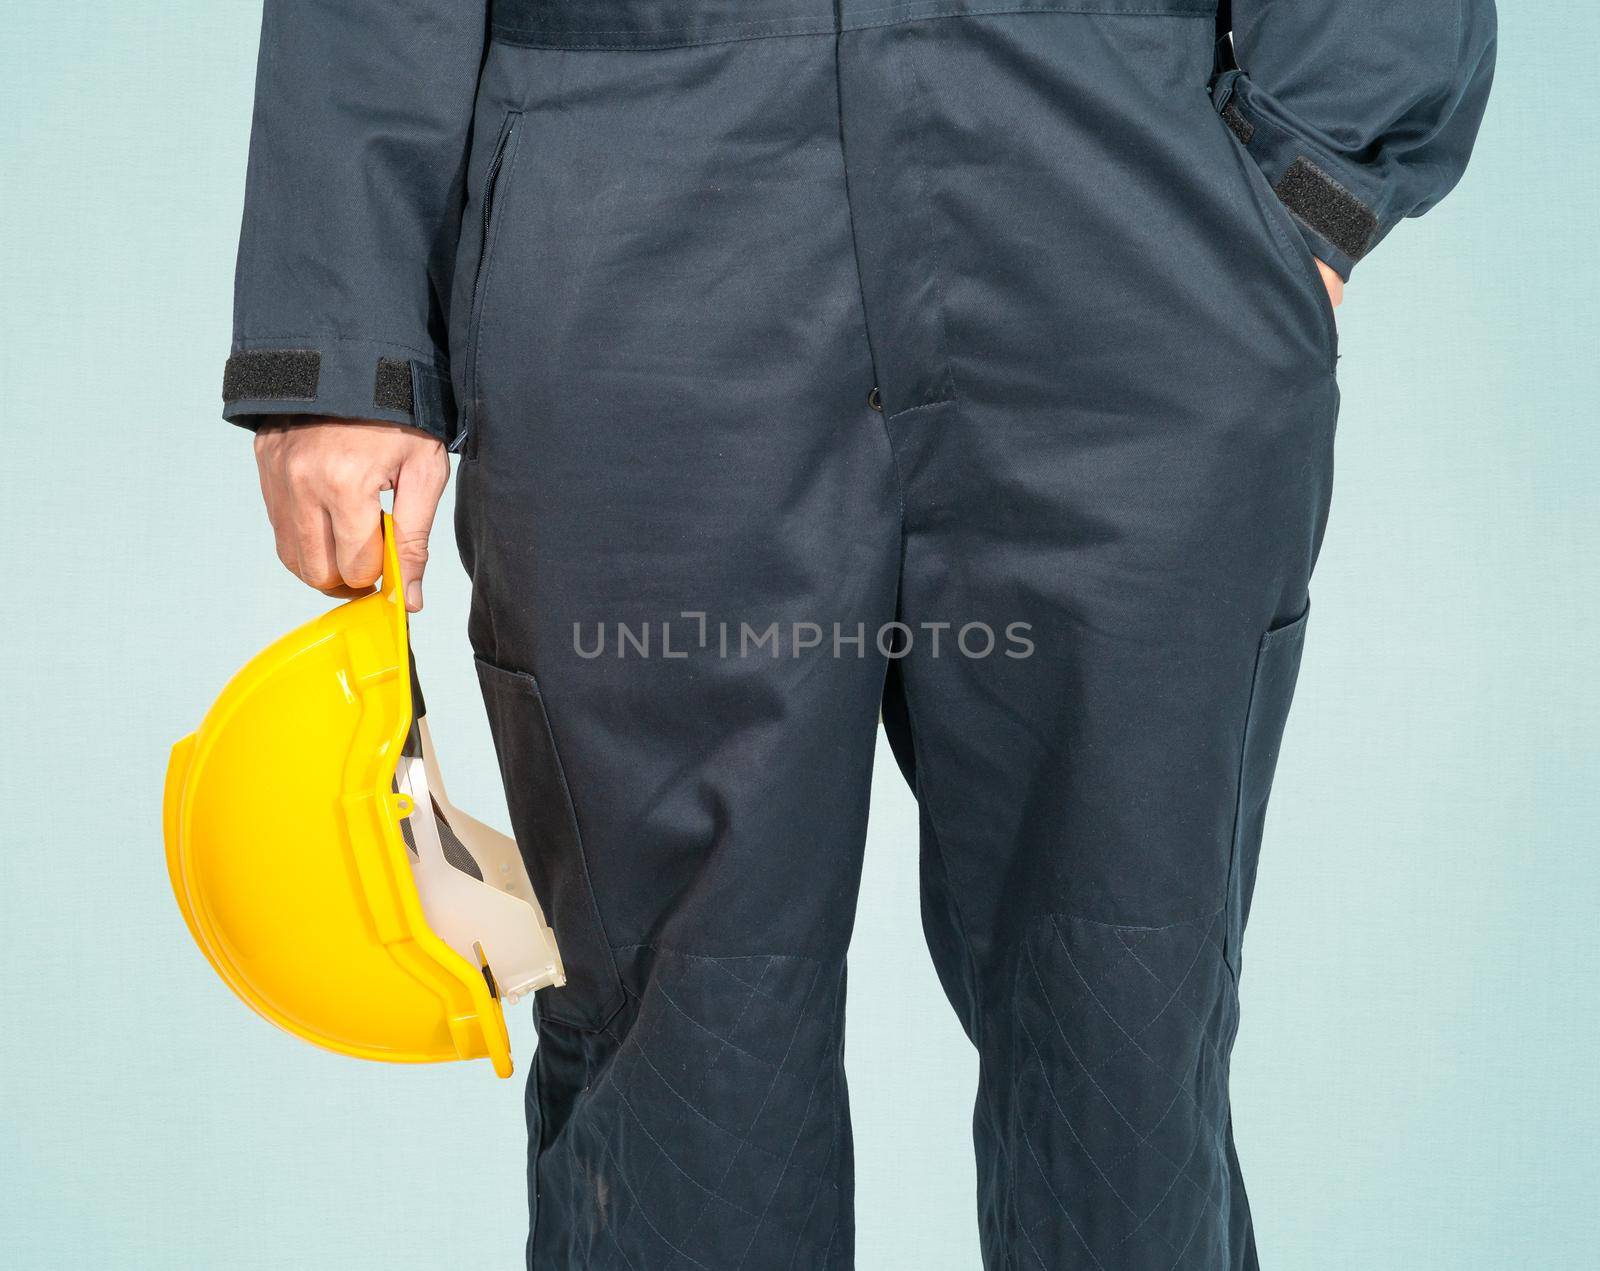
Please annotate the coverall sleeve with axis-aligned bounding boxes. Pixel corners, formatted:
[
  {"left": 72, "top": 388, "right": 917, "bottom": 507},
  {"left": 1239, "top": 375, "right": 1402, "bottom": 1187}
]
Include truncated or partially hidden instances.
[
  {"left": 222, "top": 2, "right": 489, "bottom": 446},
  {"left": 1214, "top": 0, "right": 1497, "bottom": 279}
]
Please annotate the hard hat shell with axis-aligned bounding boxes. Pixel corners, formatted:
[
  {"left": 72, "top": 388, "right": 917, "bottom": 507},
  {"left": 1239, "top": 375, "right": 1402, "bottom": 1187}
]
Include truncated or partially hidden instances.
[{"left": 163, "top": 517, "right": 516, "bottom": 1076}]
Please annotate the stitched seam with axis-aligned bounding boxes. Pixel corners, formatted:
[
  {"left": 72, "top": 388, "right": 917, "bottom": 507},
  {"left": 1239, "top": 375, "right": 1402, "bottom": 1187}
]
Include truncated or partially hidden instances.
[
  {"left": 897, "top": 692, "right": 984, "bottom": 1010},
  {"left": 830, "top": 24, "right": 902, "bottom": 520},
  {"left": 603, "top": 1221, "right": 643, "bottom": 1270},
  {"left": 611, "top": 944, "right": 819, "bottom": 963},
  {"left": 612, "top": 946, "right": 810, "bottom": 1004},
  {"left": 1015, "top": 1213, "right": 1054, "bottom": 1271},
  {"left": 1162, "top": 1160, "right": 1224, "bottom": 1271},
  {"left": 652, "top": 977, "right": 783, "bottom": 1068},
  {"left": 671, "top": 958, "right": 784, "bottom": 1249},
  {"left": 468, "top": 112, "right": 526, "bottom": 460},
  {"left": 574, "top": 959, "right": 841, "bottom": 1258},
  {"left": 891, "top": 33, "right": 960, "bottom": 407},
  {"left": 852, "top": 2, "right": 1214, "bottom": 31},
  {"left": 626, "top": 1049, "right": 784, "bottom": 1168},
  {"left": 493, "top": 5, "right": 1214, "bottom": 50},
  {"left": 884, "top": 396, "right": 955, "bottom": 422},
  {"left": 1037, "top": 905, "right": 1226, "bottom": 933},
  {"left": 754, "top": 1052, "right": 836, "bottom": 1260},
  {"left": 1014, "top": 1011, "right": 1142, "bottom": 1221},
  {"left": 495, "top": 27, "right": 825, "bottom": 52},
  {"left": 820, "top": 1205, "right": 841, "bottom": 1267},
  {"left": 495, "top": 2, "right": 1214, "bottom": 37},
  {"left": 523, "top": 676, "right": 627, "bottom": 1030},
  {"left": 1222, "top": 642, "right": 1262, "bottom": 982},
  {"left": 526, "top": 1056, "right": 550, "bottom": 1270},
  {"left": 895, "top": 681, "right": 1014, "bottom": 1229},
  {"left": 1047, "top": 919, "right": 1226, "bottom": 1239},
  {"left": 850, "top": 0, "right": 1211, "bottom": 19},
  {"left": 232, "top": 333, "right": 445, "bottom": 363},
  {"left": 1114, "top": 1127, "right": 1207, "bottom": 1251},
  {"left": 1014, "top": 917, "right": 1230, "bottom": 1263},
  {"left": 733, "top": 969, "right": 831, "bottom": 1269},
  {"left": 1001, "top": 1082, "right": 1029, "bottom": 1270},
  {"left": 1017, "top": 1015, "right": 1211, "bottom": 1266},
  {"left": 1020, "top": 948, "right": 1200, "bottom": 1263},
  {"left": 784, "top": 1021, "right": 842, "bottom": 1271},
  {"left": 1015, "top": 1103, "right": 1110, "bottom": 1271},
  {"left": 595, "top": 1137, "right": 717, "bottom": 1271},
  {"left": 1024, "top": 922, "right": 1222, "bottom": 1178},
  {"left": 1108, "top": 1081, "right": 1195, "bottom": 1209},
  {"left": 497, "top": 15, "right": 834, "bottom": 39},
  {"left": 611, "top": 1086, "right": 767, "bottom": 1222},
  {"left": 1044, "top": 916, "right": 1220, "bottom": 1129},
  {"left": 1114, "top": 927, "right": 1234, "bottom": 1083}
]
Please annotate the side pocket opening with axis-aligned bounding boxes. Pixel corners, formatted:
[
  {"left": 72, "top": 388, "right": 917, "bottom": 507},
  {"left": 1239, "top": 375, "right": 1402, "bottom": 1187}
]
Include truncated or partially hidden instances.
[
  {"left": 1224, "top": 602, "right": 1310, "bottom": 980},
  {"left": 475, "top": 655, "right": 625, "bottom": 1031},
  {"left": 1209, "top": 90, "right": 1339, "bottom": 373},
  {"left": 462, "top": 110, "right": 523, "bottom": 462}
]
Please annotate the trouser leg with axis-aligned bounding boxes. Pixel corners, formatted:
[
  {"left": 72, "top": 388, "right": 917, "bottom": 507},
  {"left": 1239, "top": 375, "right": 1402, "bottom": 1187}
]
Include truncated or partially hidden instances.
[
  {"left": 847, "top": 13, "right": 1337, "bottom": 1268},
  {"left": 459, "top": 7, "right": 1338, "bottom": 1267},
  {"left": 454, "top": 34, "right": 897, "bottom": 1269}
]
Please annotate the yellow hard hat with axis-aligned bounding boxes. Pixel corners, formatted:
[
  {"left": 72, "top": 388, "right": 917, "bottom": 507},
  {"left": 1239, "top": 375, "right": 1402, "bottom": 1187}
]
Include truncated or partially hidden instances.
[{"left": 163, "top": 514, "right": 563, "bottom": 1077}]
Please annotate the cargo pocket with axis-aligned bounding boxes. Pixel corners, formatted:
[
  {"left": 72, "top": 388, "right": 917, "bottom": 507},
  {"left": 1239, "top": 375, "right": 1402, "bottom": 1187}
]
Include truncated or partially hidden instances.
[
  {"left": 1224, "top": 602, "right": 1310, "bottom": 979},
  {"left": 474, "top": 655, "right": 625, "bottom": 1031}
]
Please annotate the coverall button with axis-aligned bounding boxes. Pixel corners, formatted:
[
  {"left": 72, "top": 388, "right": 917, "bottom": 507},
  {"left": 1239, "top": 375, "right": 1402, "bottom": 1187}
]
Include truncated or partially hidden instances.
[{"left": 867, "top": 386, "right": 883, "bottom": 412}]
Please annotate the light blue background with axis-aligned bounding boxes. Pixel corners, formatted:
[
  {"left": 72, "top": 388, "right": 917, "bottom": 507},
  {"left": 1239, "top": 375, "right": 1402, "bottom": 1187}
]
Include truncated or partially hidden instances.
[{"left": 3, "top": 4, "right": 1595, "bottom": 1268}]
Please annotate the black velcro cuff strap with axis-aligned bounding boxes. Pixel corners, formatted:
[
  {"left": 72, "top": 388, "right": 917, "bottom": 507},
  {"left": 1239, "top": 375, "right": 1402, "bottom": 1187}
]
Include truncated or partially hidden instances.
[
  {"left": 373, "top": 357, "right": 414, "bottom": 414},
  {"left": 221, "top": 342, "right": 459, "bottom": 445},
  {"left": 1273, "top": 157, "right": 1379, "bottom": 265},
  {"left": 222, "top": 350, "right": 321, "bottom": 402}
]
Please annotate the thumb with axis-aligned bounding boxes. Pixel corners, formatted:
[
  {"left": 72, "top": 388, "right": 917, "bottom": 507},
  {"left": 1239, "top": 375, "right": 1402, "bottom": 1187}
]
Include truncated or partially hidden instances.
[{"left": 391, "top": 446, "right": 449, "bottom": 612}]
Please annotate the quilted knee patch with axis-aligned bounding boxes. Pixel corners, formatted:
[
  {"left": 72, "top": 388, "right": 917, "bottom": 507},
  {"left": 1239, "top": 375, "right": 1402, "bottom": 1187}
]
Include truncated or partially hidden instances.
[
  {"left": 532, "top": 950, "right": 851, "bottom": 1270},
  {"left": 1003, "top": 911, "right": 1242, "bottom": 1270}
]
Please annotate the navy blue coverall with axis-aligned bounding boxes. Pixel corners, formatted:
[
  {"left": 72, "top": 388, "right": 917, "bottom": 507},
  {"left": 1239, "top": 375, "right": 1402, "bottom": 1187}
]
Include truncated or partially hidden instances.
[{"left": 223, "top": 2, "right": 1495, "bottom": 1266}]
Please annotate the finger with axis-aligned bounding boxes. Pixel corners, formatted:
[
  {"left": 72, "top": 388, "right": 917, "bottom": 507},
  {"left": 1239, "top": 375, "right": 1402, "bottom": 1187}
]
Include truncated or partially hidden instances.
[
  {"left": 329, "top": 498, "right": 385, "bottom": 593},
  {"left": 255, "top": 437, "right": 300, "bottom": 575},
  {"left": 391, "top": 447, "right": 449, "bottom": 612},
  {"left": 292, "top": 504, "right": 342, "bottom": 593},
  {"left": 1315, "top": 259, "right": 1344, "bottom": 309}
]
